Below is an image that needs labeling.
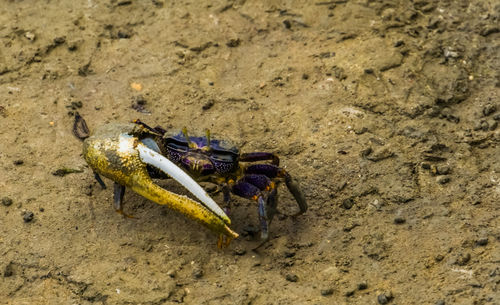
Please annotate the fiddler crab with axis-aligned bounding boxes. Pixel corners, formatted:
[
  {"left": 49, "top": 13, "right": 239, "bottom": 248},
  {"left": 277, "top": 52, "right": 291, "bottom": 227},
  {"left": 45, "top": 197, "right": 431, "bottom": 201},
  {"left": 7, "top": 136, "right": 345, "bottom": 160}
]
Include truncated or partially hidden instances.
[{"left": 75, "top": 114, "right": 307, "bottom": 247}]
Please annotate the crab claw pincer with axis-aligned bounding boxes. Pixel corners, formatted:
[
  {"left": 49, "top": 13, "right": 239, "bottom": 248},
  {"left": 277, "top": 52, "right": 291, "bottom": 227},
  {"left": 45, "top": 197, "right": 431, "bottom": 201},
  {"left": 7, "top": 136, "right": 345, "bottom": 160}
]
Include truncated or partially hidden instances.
[{"left": 83, "top": 123, "right": 238, "bottom": 243}]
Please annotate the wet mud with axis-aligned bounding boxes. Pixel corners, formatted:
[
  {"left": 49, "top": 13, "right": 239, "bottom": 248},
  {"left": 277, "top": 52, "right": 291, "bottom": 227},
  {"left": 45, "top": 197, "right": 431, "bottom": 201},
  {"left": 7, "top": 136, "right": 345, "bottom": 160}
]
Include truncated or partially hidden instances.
[{"left": 1, "top": 1, "right": 499, "bottom": 304}]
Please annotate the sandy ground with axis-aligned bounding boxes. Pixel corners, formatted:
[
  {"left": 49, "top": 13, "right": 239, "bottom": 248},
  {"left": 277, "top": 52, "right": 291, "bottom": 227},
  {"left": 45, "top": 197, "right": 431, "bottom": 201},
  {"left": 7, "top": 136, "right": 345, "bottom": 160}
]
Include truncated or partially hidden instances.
[{"left": 1, "top": 1, "right": 499, "bottom": 304}]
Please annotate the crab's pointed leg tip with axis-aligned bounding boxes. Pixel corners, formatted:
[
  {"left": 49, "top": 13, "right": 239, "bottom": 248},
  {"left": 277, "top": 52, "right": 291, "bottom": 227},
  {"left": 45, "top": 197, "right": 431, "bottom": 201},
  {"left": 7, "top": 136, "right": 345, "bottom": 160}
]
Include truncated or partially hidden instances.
[{"left": 217, "top": 235, "right": 223, "bottom": 249}]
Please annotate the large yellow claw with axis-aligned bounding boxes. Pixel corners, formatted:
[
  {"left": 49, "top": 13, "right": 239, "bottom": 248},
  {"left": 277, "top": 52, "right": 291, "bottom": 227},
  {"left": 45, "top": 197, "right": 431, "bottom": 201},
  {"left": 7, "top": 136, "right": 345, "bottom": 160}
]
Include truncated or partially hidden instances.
[{"left": 83, "top": 123, "right": 238, "bottom": 242}]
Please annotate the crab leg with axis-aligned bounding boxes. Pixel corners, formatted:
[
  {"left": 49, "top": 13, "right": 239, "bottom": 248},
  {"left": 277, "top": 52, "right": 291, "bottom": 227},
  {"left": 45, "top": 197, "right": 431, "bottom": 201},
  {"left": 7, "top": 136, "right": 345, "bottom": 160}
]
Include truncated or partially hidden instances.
[
  {"left": 231, "top": 175, "right": 278, "bottom": 240},
  {"left": 245, "top": 164, "right": 308, "bottom": 215}
]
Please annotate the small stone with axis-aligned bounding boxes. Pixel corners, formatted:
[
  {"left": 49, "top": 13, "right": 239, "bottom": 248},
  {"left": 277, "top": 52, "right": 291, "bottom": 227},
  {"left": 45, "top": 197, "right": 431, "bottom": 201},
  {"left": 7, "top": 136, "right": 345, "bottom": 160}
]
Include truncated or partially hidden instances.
[
  {"left": 284, "top": 251, "right": 296, "bottom": 258},
  {"left": 474, "top": 120, "right": 489, "bottom": 131},
  {"left": 53, "top": 36, "right": 66, "bottom": 45},
  {"left": 489, "top": 120, "right": 498, "bottom": 131},
  {"left": 345, "top": 289, "right": 355, "bottom": 297},
  {"left": 226, "top": 38, "right": 240, "bottom": 48},
  {"left": 131, "top": 95, "right": 149, "bottom": 113},
  {"left": 361, "top": 147, "right": 373, "bottom": 158},
  {"left": 23, "top": 211, "right": 34, "bottom": 223},
  {"left": 192, "top": 268, "right": 203, "bottom": 278},
  {"left": 493, "top": 113, "right": 500, "bottom": 121},
  {"left": 166, "top": 269, "right": 176, "bottom": 278},
  {"left": 435, "top": 300, "right": 445, "bottom": 305},
  {"left": 365, "top": 147, "right": 394, "bottom": 162},
  {"left": 354, "top": 126, "right": 368, "bottom": 134},
  {"left": 394, "top": 217, "right": 406, "bottom": 224},
  {"left": 436, "top": 176, "right": 450, "bottom": 184},
  {"left": 435, "top": 165, "right": 450, "bottom": 175},
  {"left": 24, "top": 31, "right": 36, "bottom": 41},
  {"left": 455, "top": 253, "right": 471, "bottom": 266},
  {"left": 202, "top": 99, "right": 215, "bottom": 110},
  {"left": 2, "top": 197, "right": 13, "bottom": 206},
  {"left": 480, "top": 25, "right": 500, "bottom": 36},
  {"left": 233, "top": 247, "right": 246, "bottom": 256},
  {"left": 394, "top": 40, "right": 404, "bottom": 47},
  {"left": 435, "top": 254, "right": 444, "bottom": 262},
  {"left": 13, "top": 160, "right": 24, "bottom": 165},
  {"left": 285, "top": 273, "right": 298, "bottom": 282},
  {"left": 3, "top": 262, "right": 14, "bottom": 277},
  {"left": 321, "top": 288, "right": 334, "bottom": 296},
  {"left": 377, "top": 291, "right": 393, "bottom": 304},
  {"left": 358, "top": 282, "right": 368, "bottom": 290},
  {"left": 475, "top": 237, "right": 488, "bottom": 246},
  {"left": 52, "top": 167, "right": 84, "bottom": 177},
  {"left": 482, "top": 104, "right": 497, "bottom": 116},
  {"left": 342, "top": 198, "right": 355, "bottom": 210}
]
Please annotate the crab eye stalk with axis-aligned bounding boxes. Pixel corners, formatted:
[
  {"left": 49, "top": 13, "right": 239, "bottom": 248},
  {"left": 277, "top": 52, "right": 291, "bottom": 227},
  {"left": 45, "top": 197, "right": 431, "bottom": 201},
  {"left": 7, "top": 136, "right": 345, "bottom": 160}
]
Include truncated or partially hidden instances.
[
  {"left": 205, "top": 129, "right": 211, "bottom": 150},
  {"left": 182, "top": 127, "right": 198, "bottom": 149}
]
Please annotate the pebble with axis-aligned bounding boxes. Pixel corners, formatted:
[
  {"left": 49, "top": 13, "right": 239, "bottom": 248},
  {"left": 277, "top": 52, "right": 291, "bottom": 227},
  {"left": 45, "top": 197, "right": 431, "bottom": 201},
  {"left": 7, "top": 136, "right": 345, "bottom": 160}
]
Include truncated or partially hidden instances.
[
  {"left": 475, "top": 237, "right": 488, "bottom": 246},
  {"left": 285, "top": 273, "right": 298, "bottom": 282},
  {"left": 354, "top": 126, "right": 368, "bottom": 134},
  {"left": 13, "top": 160, "right": 24, "bottom": 165},
  {"left": 233, "top": 247, "right": 246, "bottom": 256},
  {"left": 435, "top": 300, "right": 445, "bottom": 305},
  {"left": 23, "top": 211, "right": 34, "bottom": 222},
  {"left": 226, "top": 38, "right": 240, "bottom": 48},
  {"left": 437, "top": 176, "right": 450, "bottom": 184},
  {"left": 455, "top": 253, "right": 471, "bottom": 266},
  {"left": 377, "top": 291, "right": 393, "bottom": 304},
  {"left": 192, "top": 268, "right": 203, "bottom": 279},
  {"left": 166, "top": 269, "right": 176, "bottom": 278},
  {"left": 489, "top": 120, "right": 498, "bottom": 131},
  {"left": 2, "top": 197, "right": 13, "bottom": 206},
  {"left": 24, "top": 31, "right": 36, "bottom": 41},
  {"left": 474, "top": 120, "right": 489, "bottom": 131},
  {"left": 202, "top": 99, "right": 215, "bottom": 110},
  {"left": 394, "top": 217, "right": 406, "bottom": 224},
  {"left": 3, "top": 262, "right": 14, "bottom": 277},
  {"left": 365, "top": 147, "right": 394, "bottom": 162},
  {"left": 482, "top": 104, "right": 496, "bottom": 116},
  {"left": 358, "top": 281, "right": 368, "bottom": 290},
  {"left": 321, "top": 288, "right": 334, "bottom": 296},
  {"left": 431, "top": 165, "right": 450, "bottom": 175},
  {"left": 342, "top": 198, "right": 355, "bottom": 210},
  {"left": 345, "top": 289, "right": 355, "bottom": 297}
]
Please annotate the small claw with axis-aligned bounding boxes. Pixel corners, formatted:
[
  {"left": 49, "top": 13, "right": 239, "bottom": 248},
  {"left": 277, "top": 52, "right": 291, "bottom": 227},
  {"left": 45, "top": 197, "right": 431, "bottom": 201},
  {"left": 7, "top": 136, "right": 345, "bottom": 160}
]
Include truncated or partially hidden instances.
[
  {"left": 217, "top": 234, "right": 234, "bottom": 248},
  {"left": 83, "top": 123, "right": 238, "bottom": 241}
]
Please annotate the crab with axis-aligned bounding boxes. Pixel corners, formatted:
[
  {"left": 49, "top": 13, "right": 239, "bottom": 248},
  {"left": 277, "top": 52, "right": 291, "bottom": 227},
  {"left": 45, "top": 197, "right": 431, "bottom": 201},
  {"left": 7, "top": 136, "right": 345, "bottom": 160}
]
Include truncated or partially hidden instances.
[
  {"left": 132, "top": 119, "right": 307, "bottom": 241},
  {"left": 77, "top": 118, "right": 238, "bottom": 246}
]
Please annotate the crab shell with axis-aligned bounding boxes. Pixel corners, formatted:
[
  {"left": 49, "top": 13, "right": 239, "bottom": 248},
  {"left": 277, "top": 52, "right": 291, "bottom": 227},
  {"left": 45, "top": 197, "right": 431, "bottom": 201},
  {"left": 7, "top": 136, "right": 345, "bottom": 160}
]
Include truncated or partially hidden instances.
[{"left": 83, "top": 123, "right": 238, "bottom": 241}]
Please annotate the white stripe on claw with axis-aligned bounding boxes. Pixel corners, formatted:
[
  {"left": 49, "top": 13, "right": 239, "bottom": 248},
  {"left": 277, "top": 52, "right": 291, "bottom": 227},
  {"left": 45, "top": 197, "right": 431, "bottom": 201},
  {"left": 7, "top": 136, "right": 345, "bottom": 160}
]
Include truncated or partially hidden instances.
[{"left": 136, "top": 143, "right": 230, "bottom": 225}]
